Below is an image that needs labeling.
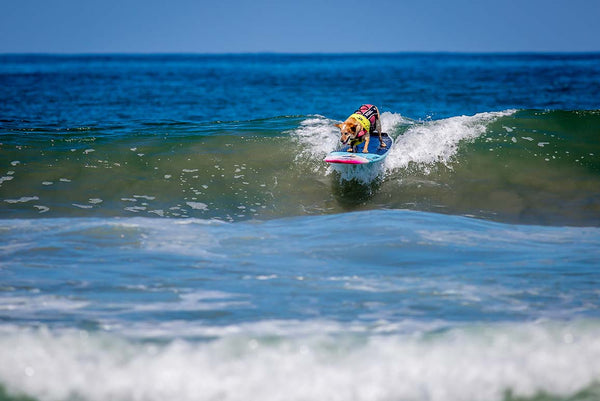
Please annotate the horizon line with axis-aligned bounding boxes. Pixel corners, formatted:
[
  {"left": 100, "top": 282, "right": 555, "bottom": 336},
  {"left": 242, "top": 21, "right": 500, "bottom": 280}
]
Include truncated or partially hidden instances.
[{"left": 2, "top": 50, "right": 600, "bottom": 56}]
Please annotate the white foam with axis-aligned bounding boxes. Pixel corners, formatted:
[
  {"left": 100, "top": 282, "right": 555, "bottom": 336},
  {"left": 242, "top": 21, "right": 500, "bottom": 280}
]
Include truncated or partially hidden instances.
[
  {"left": 133, "top": 195, "right": 156, "bottom": 200},
  {"left": 385, "top": 110, "right": 515, "bottom": 172},
  {"left": 4, "top": 196, "right": 39, "bottom": 204},
  {"left": 291, "top": 116, "right": 340, "bottom": 164},
  {"left": 0, "top": 176, "right": 14, "bottom": 184},
  {"left": 33, "top": 205, "right": 50, "bottom": 213},
  {"left": 1, "top": 320, "right": 599, "bottom": 401},
  {"left": 125, "top": 206, "right": 146, "bottom": 212},
  {"left": 379, "top": 111, "right": 408, "bottom": 133},
  {"left": 186, "top": 201, "right": 208, "bottom": 211},
  {"left": 72, "top": 203, "right": 93, "bottom": 209},
  {"left": 291, "top": 111, "right": 512, "bottom": 181}
]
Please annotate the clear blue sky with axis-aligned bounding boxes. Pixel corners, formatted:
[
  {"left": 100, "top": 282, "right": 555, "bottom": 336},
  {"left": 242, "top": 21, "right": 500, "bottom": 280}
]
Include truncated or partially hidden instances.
[{"left": 2, "top": 0, "right": 599, "bottom": 53}]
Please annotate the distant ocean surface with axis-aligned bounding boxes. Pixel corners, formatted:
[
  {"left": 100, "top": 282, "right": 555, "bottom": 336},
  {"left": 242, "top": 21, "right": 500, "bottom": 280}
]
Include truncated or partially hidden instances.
[{"left": 1, "top": 53, "right": 600, "bottom": 401}]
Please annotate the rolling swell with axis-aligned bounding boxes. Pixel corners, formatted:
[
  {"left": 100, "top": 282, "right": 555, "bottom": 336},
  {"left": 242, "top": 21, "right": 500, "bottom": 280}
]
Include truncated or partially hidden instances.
[
  {"left": 1, "top": 109, "right": 599, "bottom": 226},
  {"left": 382, "top": 109, "right": 600, "bottom": 226}
]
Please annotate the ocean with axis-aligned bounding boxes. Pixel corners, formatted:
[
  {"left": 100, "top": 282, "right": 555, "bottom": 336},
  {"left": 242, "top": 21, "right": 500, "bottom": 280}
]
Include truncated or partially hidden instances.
[{"left": 1, "top": 53, "right": 600, "bottom": 401}]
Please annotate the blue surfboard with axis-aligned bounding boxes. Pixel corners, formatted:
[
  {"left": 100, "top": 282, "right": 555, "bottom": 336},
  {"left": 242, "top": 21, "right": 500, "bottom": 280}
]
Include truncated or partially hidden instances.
[{"left": 324, "top": 133, "right": 393, "bottom": 165}]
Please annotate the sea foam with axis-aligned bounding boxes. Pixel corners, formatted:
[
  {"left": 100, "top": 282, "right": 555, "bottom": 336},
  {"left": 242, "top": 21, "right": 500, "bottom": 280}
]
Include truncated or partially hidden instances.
[
  {"left": 1, "top": 321, "right": 599, "bottom": 401},
  {"left": 384, "top": 110, "right": 516, "bottom": 172}
]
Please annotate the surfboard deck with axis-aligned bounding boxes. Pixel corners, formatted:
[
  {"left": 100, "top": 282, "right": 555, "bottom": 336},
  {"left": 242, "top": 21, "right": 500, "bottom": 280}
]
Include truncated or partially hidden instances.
[{"left": 324, "top": 133, "right": 393, "bottom": 165}]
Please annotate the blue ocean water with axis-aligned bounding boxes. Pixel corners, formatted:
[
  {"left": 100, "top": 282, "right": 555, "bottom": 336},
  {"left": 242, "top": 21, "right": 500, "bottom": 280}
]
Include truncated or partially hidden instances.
[{"left": 1, "top": 53, "right": 600, "bottom": 401}]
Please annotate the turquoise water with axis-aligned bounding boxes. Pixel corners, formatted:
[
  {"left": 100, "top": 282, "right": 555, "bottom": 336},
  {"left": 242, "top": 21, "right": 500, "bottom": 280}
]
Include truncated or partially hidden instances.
[{"left": 1, "top": 54, "right": 600, "bottom": 401}]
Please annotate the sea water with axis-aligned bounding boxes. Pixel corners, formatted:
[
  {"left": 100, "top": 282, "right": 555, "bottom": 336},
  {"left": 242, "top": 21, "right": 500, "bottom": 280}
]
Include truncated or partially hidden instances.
[{"left": 1, "top": 53, "right": 600, "bottom": 401}]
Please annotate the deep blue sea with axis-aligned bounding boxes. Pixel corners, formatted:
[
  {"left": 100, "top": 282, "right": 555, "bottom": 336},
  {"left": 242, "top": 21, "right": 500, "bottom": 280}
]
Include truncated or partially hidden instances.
[{"left": 1, "top": 53, "right": 600, "bottom": 401}]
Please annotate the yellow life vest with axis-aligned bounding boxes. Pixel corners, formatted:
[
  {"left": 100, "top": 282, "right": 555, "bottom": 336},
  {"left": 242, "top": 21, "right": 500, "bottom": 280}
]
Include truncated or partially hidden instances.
[{"left": 349, "top": 113, "right": 371, "bottom": 136}]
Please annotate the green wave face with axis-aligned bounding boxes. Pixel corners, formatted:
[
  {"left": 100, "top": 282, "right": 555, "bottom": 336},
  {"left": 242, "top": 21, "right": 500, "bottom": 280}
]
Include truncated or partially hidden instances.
[{"left": 1, "top": 110, "right": 599, "bottom": 226}]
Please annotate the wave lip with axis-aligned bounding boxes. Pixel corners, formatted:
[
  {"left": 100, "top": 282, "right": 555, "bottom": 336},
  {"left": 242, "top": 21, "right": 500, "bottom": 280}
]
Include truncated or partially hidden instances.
[{"left": 385, "top": 109, "right": 517, "bottom": 171}]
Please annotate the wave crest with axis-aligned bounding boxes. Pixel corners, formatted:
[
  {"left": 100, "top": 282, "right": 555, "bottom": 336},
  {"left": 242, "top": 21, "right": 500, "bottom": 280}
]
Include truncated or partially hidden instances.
[{"left": 384, "top": 110, "right": 516, "bottom": 172}]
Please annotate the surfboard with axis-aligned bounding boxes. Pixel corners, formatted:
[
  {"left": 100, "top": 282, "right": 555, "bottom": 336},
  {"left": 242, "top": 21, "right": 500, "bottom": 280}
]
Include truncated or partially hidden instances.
[{"left": 324, "top": 133, "right": 393, "bottom": 165}]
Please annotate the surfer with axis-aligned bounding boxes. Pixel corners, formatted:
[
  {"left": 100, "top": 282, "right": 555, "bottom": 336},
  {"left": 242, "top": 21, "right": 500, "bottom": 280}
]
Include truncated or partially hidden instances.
[{"left": 334, "top": 104, "right": 386, "bottom": 153}]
